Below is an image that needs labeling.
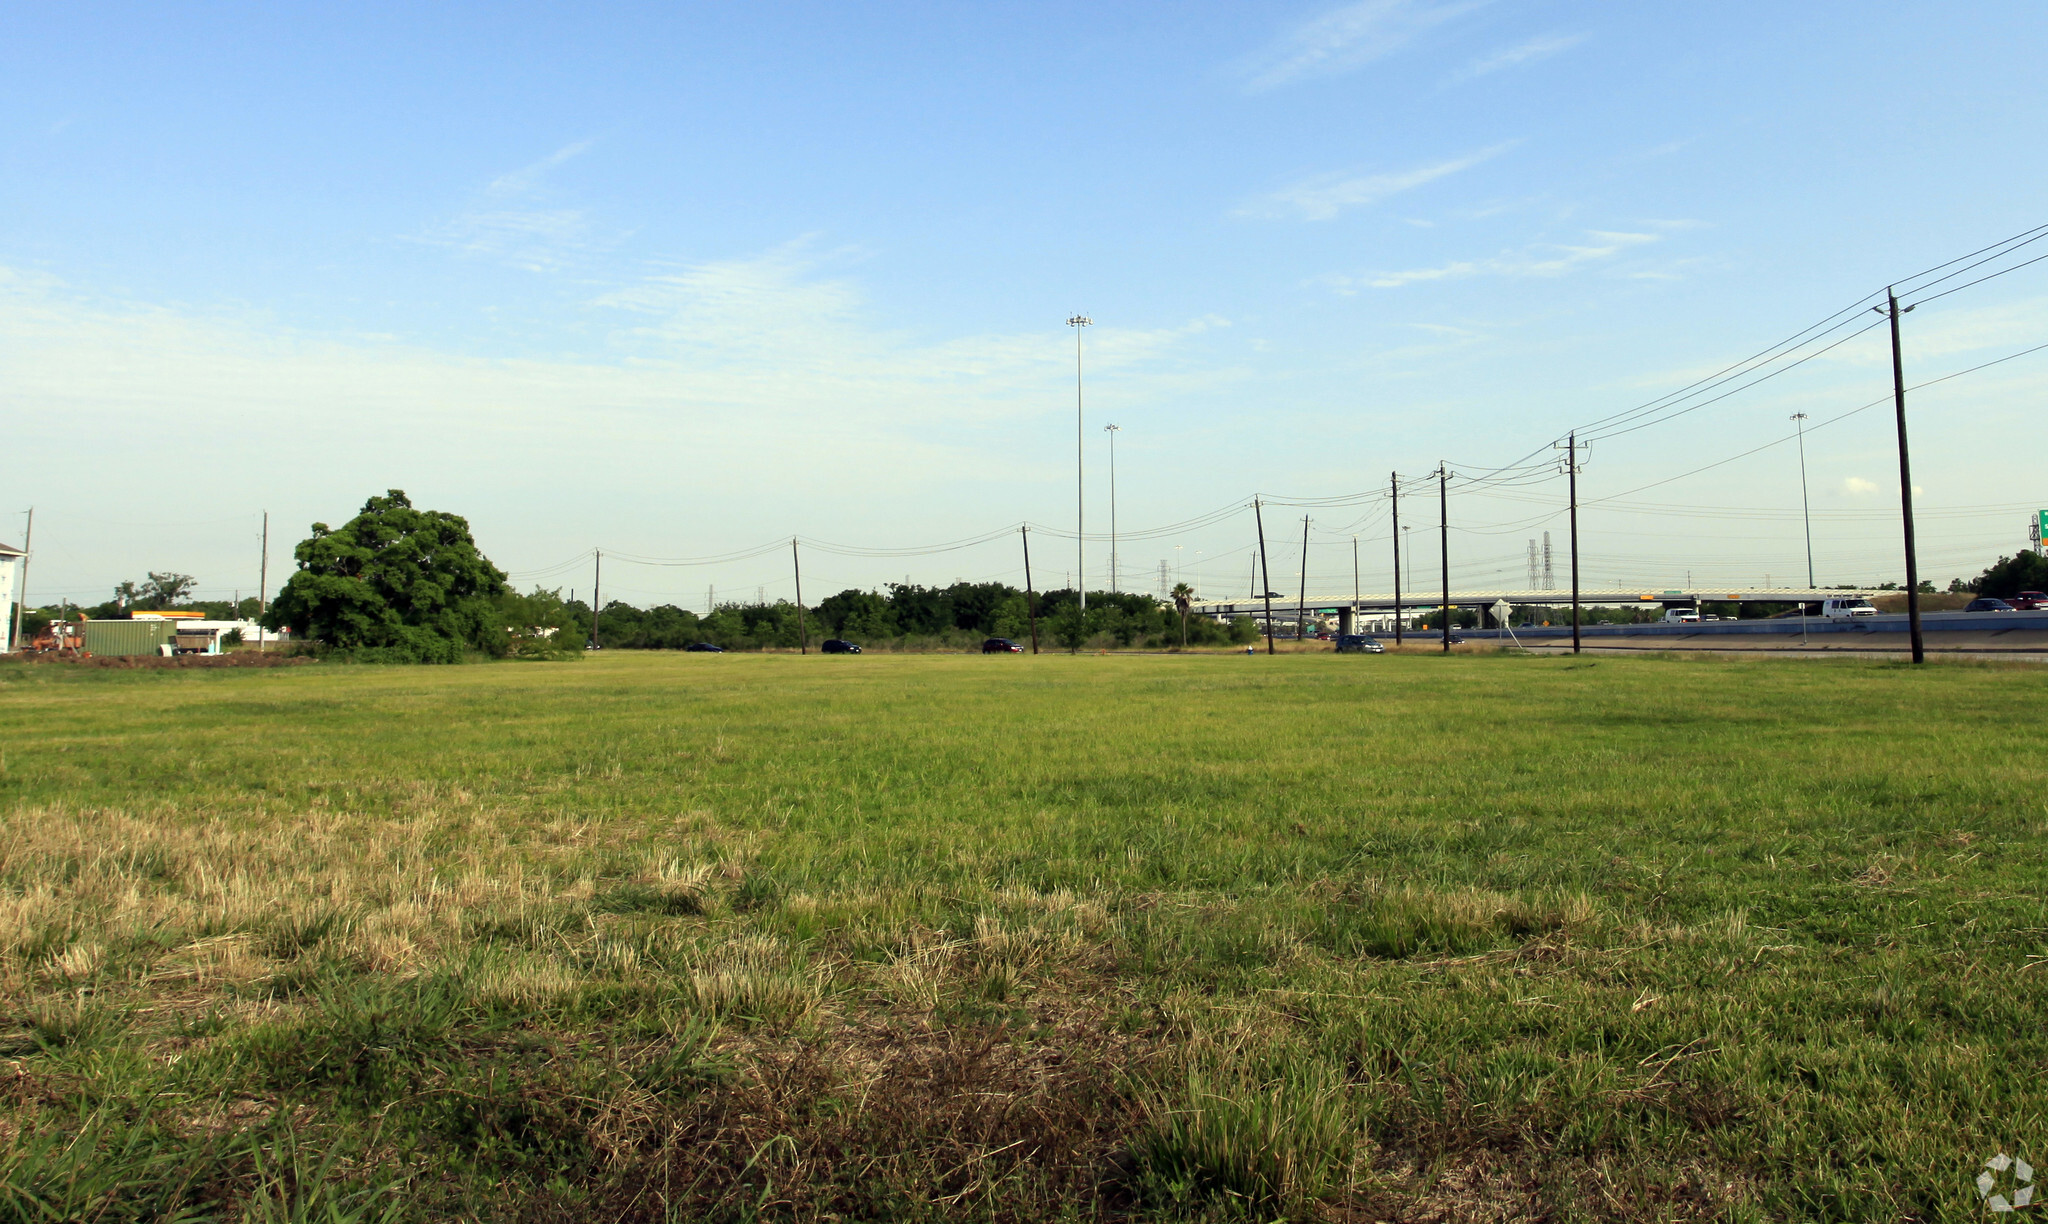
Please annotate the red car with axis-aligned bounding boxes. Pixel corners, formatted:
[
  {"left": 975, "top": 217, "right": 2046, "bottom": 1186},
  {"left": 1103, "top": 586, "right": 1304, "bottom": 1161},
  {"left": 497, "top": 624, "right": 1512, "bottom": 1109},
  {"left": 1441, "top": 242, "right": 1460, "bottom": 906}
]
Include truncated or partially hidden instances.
[{"left": 2011, "top": 591, "right": 2047, "bottom": 610}]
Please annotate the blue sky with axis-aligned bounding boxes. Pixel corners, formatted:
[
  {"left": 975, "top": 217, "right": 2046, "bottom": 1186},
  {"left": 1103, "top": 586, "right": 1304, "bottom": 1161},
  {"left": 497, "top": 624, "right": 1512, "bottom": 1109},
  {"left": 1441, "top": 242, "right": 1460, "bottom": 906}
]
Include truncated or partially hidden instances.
[{"left": 5, "top": 2, "right": 2047, "bottom": 608}]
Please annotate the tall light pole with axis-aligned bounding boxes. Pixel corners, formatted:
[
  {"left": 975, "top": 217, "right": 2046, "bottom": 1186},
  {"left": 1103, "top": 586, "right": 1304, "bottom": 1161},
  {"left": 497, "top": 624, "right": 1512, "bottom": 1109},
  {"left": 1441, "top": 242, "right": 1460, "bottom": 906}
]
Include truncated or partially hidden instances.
[
  {"left": 1103, "top": 423, "right": 1121, "bottom": 594},
  {"left": 1403, "top": 525, "right": 1414, "bottom": 595},
  {"left": 1791, "top": 413, "right": 1815, "bottom": 588},
  {"left": 1068, "top": 315, "right": 1091, "bottom": 612}
]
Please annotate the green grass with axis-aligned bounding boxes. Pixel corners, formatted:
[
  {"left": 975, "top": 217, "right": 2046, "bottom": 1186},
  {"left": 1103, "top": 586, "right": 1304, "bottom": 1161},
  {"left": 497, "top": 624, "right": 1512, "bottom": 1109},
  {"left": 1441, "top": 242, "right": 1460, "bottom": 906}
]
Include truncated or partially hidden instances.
[{"left": 0, "top": 651, "right": 2044, "bottom": 1222}]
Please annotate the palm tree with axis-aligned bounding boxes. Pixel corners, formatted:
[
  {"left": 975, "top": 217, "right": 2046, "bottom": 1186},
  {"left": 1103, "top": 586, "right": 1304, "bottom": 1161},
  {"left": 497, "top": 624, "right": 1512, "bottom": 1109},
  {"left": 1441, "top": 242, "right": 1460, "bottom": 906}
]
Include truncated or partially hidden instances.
[{"left": 1170, "top": 582, "right": 1195, "bottom": 650}]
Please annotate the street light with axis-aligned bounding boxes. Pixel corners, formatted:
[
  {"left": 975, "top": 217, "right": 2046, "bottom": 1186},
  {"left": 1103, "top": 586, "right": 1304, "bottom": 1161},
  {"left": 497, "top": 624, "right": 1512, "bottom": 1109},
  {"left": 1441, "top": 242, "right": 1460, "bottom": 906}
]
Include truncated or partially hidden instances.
[
  {"left": 1068, "top": 315, "right": 1091, "bottom": 611},
  {"left": 1103, "top": 423, "right": 1120, "bottom": 594},
  {"left": 1791, "top": 412, "right": 1815, "bottom": 588}
]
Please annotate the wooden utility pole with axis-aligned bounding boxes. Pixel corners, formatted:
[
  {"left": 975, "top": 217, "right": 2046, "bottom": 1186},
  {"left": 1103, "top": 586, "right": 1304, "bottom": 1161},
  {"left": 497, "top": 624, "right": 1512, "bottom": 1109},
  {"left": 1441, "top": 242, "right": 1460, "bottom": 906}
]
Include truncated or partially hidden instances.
[
  {"left": 10, "top": 507, "right": 29, "bottom": 652},
  {"left": 1567, "top": 434, "right": 1582, "bottom": 655},
  {"left": 1296, "top": 515, "right": 1310, "bottom": 639},
  {"left": 1882, "top": 287, "right": 1925, "bottom": 664},
  {"left": 591, "top": 550, "right": 602, "bottom": 650},
  {"left": 1021, "top": 526, "right": 1040, "bottom": 654},
  {"left": 1438, "top": 464, "right": 1450, "bottom": 654},
  {"left": 791, "top": 538, "right": 808, "bottom": 654},
  {"left": 1253, "top": 499, "right": 1276, "bottom": 655},
  {"left": 1390, "top": 473, "right": 1403, "bottom": 646},
  {"left": 258, "top": 511, "right": 269, "bottom": 650}
]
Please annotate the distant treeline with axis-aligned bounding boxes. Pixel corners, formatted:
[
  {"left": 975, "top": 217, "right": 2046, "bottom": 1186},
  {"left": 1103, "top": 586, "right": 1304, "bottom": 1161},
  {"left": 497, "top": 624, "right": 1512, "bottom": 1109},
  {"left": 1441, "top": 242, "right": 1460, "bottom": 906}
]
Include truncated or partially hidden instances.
[{"left": 564, "top": 582, "right": 1261, "bottom": 651}]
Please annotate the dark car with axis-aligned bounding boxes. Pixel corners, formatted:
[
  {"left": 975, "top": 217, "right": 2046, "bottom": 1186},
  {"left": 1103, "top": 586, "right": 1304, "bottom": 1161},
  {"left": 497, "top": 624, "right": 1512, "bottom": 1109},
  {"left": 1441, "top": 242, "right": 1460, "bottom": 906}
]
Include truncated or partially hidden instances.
[
  {"left": 1334, "top": 634, "right": 1385, "bottom": 654},
  {"left": 981, "top": 638, "right": 1023, "bottom": 653},
  {"left": 821, "top": 639, "right": 863, "bottom": 653},
  {"left": 1964, "top": 598, "right": 2016, "bottom": 613},
  {"left": 684, "top": 642, "right": 724, "bottom": 652}
]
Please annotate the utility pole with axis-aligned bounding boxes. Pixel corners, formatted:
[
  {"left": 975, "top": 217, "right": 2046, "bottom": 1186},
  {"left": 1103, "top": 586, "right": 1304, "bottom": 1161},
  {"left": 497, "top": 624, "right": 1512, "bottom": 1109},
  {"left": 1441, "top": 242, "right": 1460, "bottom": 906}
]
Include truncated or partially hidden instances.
[
  {"left": 791, "top": 538, "right": 808, "bottom": 654},
  {"left": 258, "top": 511, "right": 269, "bottom": 650},
  {"left": 1791, "top": 413, "right": 1816, "bottom": 588},
  {"left": 1351, "top": 535, "right": 1360, "bottom": 621},
  {"left": 1068, "top": 315, "right": 1091, "bottom": 613},
  {"left": 1564, "top": 434, "right": 1582, "bottom": 655},
  {"left": 11, "top": 507, "right": 29, "bottom": 652},
  {"left": 1253, "top": 499, "right": 1276, "bottom": 655},
  {"left": 1296, "top": 515, "right": 1310, "bottom": 639},
  {"left": 1878, "top": 288, "right": 1924, "bottom": 664},
  {"left": 591, "top": 550, "right": 602, "bottom": 650},
  {"left": 1390, "top": 472, "right": 1403, "bottom": 646},
  {"left": 1021, "top": 525, "right": 1041, "bottom": 654},
  {"left": 1437, "top": 464, "right": 1450, "bottom": 654},
  {"left": 1104, "top": 423, "right": 1121, "bottom": 594}
]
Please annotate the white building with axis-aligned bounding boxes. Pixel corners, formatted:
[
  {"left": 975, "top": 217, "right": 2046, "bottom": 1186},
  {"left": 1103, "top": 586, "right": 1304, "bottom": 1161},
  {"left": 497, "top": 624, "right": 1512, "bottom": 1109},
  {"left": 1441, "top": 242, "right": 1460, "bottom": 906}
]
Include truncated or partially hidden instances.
[{"left": 0, "top": 542, "right": 22, "bottom": 652}]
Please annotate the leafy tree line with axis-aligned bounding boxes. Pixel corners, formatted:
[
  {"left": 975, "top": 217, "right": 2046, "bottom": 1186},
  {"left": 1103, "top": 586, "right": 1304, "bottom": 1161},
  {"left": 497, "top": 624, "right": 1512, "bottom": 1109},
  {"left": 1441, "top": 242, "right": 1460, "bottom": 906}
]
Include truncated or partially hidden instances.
[{"left": 581, "top": 581, "right": 1259, "bottom": 652}]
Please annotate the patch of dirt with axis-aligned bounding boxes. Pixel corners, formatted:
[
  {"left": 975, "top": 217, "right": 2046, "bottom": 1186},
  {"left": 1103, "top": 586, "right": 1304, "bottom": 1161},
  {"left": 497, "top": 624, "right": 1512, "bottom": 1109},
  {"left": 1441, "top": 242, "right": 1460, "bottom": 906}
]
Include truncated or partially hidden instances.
[{"left": 4, "top": 650, "right": 315, "bottom": 670}]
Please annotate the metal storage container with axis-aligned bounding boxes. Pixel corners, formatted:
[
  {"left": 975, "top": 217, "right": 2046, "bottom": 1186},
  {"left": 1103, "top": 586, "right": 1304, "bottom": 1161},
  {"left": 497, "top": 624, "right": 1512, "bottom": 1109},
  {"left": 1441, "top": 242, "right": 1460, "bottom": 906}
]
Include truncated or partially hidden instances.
[{"left": 82, "top": 619, "right": 179, "bottom": 656}]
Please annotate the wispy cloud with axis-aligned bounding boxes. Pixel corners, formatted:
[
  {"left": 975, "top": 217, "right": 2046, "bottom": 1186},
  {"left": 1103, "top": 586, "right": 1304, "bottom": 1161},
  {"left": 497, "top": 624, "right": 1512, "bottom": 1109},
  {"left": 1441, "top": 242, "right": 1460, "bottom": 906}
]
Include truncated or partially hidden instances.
[
  {"left": 1843, "top": 477, "right": 1879, "bottom": 495},
  {"left": 414, "top": 140, "right": 607, "bottom": 272},
  {"left": 1451, "top": 32, "right": 1586, "bottom": 81},
  {"left": 1334, "top": 228, "right": 1662, "bottom": 290},
  {"left": 1239, "top": 0, "right": 1489, "bottom": 92},
  {"left": 487, "top": 140, "right": 592, "bottom": 196},
  {"left": 1242, "top": 143, "right": 1511, "bottom": 221}
]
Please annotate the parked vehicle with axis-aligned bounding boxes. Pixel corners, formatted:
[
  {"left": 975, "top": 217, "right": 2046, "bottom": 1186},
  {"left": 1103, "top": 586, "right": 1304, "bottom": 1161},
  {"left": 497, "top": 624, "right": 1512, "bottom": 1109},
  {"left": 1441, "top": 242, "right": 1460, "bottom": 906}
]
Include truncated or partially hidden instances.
[
  {"left": 821, "top": 639, "right": 863, "bottom": 653},
  {"left": 683, "top": 642, "right": 724, "bottom": 652},
  {"left": 981, "top": 638, "right": 1023, "bottom": 653},
  {"left": 1964, "top": 598, "right": 2016, "bottom": 613},
  {"left": 1334, "top": 634, "right": 1385, "bottom": 654},
  {"left": 2010, "top": 591, "right": 2047, "bottom": 610},
  {"left": 1820, "top": 597, "right": 1879, "bottom": 619}
]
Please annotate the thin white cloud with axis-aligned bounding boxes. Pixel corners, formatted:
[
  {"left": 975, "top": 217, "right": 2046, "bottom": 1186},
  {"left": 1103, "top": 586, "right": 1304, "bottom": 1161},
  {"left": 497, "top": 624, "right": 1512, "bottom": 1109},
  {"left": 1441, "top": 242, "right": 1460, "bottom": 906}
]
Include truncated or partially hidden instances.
[
  {"left": 1239, "top": 0, "right": 1489, "bottom": 92},
  {"left": 1341, "top": 228, "right": 1661, "bottom": 290},
  {"left": 1452, "top": 32, "right": 1586, "bottom": 81},
  {"left": 414, "top": 140, "right": 604, "bottom": 272},
  {"left": 417, "top": 208, "right": 597, "bottom": 273},
  {"left": 1243, "top": 143, "right": 1511, "bottom": 222},
  {"left": 1843, "top": 477, "right": 1879, "bottom": 495},
  {"left": 488, "top": 140, "right": 593, "bottom": 197}
]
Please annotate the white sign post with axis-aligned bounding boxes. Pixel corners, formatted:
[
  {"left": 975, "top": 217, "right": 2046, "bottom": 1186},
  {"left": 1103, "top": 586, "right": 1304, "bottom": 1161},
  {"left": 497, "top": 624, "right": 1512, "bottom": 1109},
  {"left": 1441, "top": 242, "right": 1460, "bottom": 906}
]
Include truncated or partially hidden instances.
[{"left": 1493, "top": 598, "right": 1522, "bottom": 650}]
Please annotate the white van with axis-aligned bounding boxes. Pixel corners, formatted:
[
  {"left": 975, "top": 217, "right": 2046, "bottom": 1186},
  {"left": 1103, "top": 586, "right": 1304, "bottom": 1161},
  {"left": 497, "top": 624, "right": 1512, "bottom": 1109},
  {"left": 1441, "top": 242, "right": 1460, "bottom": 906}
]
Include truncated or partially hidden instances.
[
  {"left": 1662, "top": 608, "right": 1700, "bottom": 624},
  {"left": 1820, "top": 596, "right": 1879, "bottom": 619}
]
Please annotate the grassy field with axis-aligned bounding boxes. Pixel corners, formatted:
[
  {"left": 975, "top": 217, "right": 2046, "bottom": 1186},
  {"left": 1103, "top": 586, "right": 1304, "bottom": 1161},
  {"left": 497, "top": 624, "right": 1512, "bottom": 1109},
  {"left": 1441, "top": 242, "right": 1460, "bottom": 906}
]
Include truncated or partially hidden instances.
[{"left": 1, "top": 650, "right": 2044, "bottom": 1222}]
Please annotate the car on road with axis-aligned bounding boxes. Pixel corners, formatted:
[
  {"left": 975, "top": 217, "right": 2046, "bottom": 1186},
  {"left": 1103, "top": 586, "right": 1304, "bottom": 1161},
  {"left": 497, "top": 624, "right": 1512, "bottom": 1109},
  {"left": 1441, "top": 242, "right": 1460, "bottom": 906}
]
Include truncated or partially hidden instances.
[
  {"left": 821, "top": 639, "right": 863, "bottom": 653},
  {"left": 1334, "top": 634, "right": 1385, "bottom": 653},
  {"left": 1964, "top": 598, "right": 2016, "bottom": 613},
  {"left": 684, "top": 642, "right": 724, "bottom": 652},
  {"left": 2010, "top": 590, "right": 2047, "bottom": 610},
  {"left": 981, "top": 638, "right": 1023, "bottom": 653},
  {"left": 1820, "top": 597, "right": 1879, "bottom": 619}
]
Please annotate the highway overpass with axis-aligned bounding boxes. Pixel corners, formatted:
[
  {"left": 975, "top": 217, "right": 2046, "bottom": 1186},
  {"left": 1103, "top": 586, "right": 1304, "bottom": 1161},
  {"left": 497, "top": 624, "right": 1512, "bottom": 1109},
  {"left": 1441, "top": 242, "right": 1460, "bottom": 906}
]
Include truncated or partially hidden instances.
[{"left": 1191, "top": 587, "right": 1876, "bottom": 633}]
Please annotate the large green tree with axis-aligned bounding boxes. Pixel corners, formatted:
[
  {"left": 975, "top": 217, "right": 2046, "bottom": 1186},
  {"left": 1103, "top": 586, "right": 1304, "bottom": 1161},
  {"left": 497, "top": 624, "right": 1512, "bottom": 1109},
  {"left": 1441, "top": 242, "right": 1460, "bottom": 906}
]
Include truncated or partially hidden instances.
[
  {"left": 1969, "top": 551, "right": 2048, "bottom": 599},
  {"left": 263, "top": 490, "right": 507, "bottom": 662}
]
